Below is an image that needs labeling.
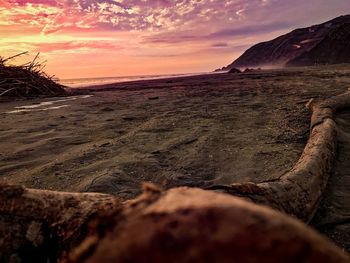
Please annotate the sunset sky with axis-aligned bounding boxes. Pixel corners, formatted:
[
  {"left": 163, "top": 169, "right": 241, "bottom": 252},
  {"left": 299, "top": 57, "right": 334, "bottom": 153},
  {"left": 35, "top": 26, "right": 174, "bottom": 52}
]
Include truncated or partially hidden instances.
[{"left": 1, "top": 0, "right": 350, "bottom": 79}]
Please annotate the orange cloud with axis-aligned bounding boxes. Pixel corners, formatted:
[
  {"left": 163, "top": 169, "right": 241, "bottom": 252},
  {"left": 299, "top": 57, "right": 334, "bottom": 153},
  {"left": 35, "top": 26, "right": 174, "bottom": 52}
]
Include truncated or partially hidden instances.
[
  {"left": 0, "top": 0, "right": 349, "bottom": 79},
  {"left": 35, "top": 41, "right": 121, "bottom": 53}
]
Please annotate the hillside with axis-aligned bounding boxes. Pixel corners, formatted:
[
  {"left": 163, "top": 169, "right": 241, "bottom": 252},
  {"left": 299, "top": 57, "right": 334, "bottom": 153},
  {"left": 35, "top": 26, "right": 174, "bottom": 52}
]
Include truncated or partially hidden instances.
[{"left": 219, "top": 15, "right": 350, "bottom": 70}]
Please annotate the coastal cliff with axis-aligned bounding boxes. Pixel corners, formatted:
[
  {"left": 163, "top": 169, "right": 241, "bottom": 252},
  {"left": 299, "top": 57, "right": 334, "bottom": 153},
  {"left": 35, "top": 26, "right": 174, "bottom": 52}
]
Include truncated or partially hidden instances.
[{"left": 219, "top": 15, "right": 350, "bottom": 70}]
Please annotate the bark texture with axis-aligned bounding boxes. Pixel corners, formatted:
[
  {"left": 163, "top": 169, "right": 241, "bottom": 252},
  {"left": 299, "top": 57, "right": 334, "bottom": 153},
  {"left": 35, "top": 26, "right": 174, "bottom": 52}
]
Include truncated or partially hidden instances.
[
  {"left": 0, "top": 184, "right": 120, "bottom": 261},
  {"left": 69, "top": 187, "right": 349, "bottom": 263}
]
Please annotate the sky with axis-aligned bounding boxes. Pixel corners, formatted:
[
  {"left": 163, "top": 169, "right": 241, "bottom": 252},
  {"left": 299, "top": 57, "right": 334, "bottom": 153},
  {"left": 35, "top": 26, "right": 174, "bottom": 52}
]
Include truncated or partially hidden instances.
[{"left": 0, "top": 0, "right": 350, "bottom": 79}]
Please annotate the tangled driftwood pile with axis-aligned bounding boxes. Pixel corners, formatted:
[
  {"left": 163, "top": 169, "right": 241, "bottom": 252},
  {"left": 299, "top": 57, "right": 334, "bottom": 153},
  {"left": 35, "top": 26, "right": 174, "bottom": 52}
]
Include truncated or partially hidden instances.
[{"left": 0, "top": 52, "right": 66, "bottom": 97}]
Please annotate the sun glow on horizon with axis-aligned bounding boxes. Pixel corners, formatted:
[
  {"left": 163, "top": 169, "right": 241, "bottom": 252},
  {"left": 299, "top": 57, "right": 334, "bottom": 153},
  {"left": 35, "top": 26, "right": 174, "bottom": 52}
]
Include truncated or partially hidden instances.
[{"left": 0, "top": 0, "right": 349, "bottom": 79}]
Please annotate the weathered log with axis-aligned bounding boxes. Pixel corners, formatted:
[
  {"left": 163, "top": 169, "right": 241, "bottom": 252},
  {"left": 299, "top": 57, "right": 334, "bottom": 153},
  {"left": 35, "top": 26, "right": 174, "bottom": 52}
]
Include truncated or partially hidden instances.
[
  {"left": 69, "top": 187, "right": 349, "bottom": 262},
  {"left": 0, "top": 184, "right": 120, "bottom": 261},
  {"left": 208, "top": 93, "right": 350, "bottom": 222}
]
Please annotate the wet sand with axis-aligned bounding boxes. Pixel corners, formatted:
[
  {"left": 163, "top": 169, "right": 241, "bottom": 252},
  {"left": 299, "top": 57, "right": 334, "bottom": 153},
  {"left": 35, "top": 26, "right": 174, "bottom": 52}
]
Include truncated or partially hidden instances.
[{"left": 1, "top": 66, "right": 349, "bottom": 200}]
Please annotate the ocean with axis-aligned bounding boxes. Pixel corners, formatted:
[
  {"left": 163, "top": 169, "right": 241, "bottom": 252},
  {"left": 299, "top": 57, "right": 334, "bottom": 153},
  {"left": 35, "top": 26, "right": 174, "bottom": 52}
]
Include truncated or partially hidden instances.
[{"left": 59, "top": 72, "right": 213, "bottom": 88}]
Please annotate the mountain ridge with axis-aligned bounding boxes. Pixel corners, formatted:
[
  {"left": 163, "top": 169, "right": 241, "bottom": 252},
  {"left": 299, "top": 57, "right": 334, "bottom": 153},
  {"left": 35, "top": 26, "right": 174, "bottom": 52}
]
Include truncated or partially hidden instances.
[{"left": 218, "top": 15, "right": 350, "bottom": 71}]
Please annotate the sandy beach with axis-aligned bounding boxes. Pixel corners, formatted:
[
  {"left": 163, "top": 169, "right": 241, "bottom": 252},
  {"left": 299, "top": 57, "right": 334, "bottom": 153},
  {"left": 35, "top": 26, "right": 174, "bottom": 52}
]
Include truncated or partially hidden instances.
[
  {"left": 2, "top": 4, "right": 350, "bottom": 261},
  {"left": 1, "top": 65, "right": 350, "bottom": 252},
  {"left": 0, "top": 65, "right": 349, "bottom": 199}
]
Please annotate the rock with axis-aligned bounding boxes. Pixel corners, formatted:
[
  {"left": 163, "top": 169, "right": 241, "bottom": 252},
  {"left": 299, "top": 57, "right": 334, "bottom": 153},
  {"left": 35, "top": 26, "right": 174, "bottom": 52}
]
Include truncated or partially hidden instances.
[{"left": 227, "top": 68, "right": 241, "bottom": 73}]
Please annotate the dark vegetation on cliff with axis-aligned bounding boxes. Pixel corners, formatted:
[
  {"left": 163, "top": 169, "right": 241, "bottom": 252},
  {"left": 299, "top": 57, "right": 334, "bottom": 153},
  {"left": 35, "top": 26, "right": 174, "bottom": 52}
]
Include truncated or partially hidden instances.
[{"left": 218, "top": 15, "right": 350, "bottom": 71}]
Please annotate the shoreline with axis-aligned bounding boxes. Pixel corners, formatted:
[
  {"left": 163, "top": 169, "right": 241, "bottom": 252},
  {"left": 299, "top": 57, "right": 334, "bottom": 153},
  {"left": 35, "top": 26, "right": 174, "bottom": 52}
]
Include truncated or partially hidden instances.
[
  {"left": 73, "top": 71, "right": 228, "bottom": 92},
  {"left": 60, "top": 71, "right": 221, "bottom": 89},
  {"left": 70, "top": 64, "right": 350, "bottom": 92}
]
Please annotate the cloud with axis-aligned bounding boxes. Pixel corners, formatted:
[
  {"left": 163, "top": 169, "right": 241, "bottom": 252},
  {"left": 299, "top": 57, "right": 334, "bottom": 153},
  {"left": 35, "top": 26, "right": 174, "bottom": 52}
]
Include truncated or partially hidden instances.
[
  {"left": 35, "top": 41, "right": 121, "bottom": 53},
  {"left": 0, "top": 0, "right": 264, "bottom": 34},
  {"left": 208, "top": 22, "right": 291, "bottom": 38},
  {"left": 142, "top": 21, "right": 292, "bottom": 44},
  {"left": 211, "top": 43, "right": 229, "bottom": 48},
  {"left": 1, "top": 0, "right": 350, "bottom": 78},
  {"left": 2, "top": 0, "right": 349, "bottom": 36}
]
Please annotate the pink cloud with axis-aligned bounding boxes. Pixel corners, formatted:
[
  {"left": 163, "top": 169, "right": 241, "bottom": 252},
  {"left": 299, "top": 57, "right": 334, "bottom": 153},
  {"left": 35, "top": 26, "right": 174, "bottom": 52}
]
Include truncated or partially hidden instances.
[
  {"left": 1, "top": 0, "right": 350, "bottom": 79},
  {"left": 35, "top": 41, "right": 121, "bottom": 52},
  {"left": 3, "top": 0, "right": 349, "bottom": 37}
]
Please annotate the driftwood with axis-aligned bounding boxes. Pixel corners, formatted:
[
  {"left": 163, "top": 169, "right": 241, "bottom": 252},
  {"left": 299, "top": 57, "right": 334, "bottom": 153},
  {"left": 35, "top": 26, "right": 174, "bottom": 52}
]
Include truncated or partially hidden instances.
[
  {"left": 1, "top": 93, "right": 350, "bottom": 261},
  {"left": 0, "top": 185, "right": 120, "bottom": 261},
  {"left": 0, "top": 52, "right": 66, "bottom": 98},
  {"left": 0, "top": 185, "right": 348, "bottom": 262},
  {"left": 208, "top": 93, "right": 350, "bottom": 222},
  {"left": 70, "top": 187, "right": 349, "bottom": 263}
]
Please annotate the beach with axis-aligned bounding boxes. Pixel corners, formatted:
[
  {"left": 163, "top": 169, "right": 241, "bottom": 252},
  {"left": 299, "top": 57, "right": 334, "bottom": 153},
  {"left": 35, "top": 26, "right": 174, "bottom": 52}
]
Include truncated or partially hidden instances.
[
  {"left": 2, "top": 3, "right": 350, "bottom": 261},
  {"left": 1, "top": 66, "right": 349, "bottom": 199},
  {"left": 2, "top": 65, "right": 350, "bottom": 252}
]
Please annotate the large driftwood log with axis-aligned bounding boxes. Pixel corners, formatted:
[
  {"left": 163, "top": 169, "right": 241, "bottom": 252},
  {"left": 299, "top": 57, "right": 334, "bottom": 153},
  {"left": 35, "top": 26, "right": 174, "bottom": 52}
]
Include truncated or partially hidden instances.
[
  {"left": 208, "top": 93, "right": 350, "bottom": 222},
  {"left": 70, "top": 187, "right": 349, "bottom": 263}
]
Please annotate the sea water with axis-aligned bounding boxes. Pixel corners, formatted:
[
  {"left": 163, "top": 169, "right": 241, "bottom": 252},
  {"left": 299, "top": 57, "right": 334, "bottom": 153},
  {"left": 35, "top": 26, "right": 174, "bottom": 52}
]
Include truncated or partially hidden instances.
[{"left": 59, "top": 72, "right": 211, "bottom": 88}]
